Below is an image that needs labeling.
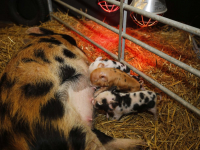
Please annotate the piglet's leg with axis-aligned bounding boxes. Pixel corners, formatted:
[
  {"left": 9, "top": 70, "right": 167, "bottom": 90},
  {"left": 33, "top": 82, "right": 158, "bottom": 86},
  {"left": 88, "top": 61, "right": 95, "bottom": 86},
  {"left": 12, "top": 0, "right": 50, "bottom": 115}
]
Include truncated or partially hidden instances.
[
  {"left": 148, "top": 107, "right": 157, "bottom": 121},
  {"left": 94, "top": 87, "right": 109, "bottom": 97}
]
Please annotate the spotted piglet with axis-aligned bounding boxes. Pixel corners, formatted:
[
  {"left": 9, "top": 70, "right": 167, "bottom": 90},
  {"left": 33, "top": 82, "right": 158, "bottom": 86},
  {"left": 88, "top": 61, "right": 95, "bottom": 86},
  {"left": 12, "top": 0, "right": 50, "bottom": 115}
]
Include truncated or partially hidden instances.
[
  {"left": 89, "top": 56, "right": 130, "bottom": 74},
  {"left": 93, "top": 88, "right": 159, "bottom": 120}
]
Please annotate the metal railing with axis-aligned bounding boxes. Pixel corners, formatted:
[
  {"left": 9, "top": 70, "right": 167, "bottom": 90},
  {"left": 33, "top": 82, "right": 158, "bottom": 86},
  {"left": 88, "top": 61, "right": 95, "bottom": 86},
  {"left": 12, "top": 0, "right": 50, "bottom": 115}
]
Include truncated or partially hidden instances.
[{"left": 47, "top": 0, "right": 200, "bottom": 116}]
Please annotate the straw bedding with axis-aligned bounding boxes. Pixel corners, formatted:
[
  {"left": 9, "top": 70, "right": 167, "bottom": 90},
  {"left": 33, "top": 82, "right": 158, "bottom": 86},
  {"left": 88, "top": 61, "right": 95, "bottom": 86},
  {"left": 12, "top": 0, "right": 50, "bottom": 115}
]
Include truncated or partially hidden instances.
[{"left": 0, "top": 11, "right": 200, "bottom": 150}]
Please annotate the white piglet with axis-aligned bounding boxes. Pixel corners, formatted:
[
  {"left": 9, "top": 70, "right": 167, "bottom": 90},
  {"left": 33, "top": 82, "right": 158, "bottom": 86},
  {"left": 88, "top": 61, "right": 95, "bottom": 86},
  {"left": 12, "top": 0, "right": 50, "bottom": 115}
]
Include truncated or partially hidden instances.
[
  {"left": 89, "top": 57, "right": 131, "bottom": 74},
  {"left": 93, "top": 88, "right": 160, "bottom": 120}
]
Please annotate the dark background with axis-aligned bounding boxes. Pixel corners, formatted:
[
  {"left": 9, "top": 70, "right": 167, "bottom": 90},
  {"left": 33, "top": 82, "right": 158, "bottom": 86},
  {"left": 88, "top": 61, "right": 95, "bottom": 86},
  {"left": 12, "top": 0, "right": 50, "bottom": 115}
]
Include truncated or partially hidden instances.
[{"left": 0, "top": 0, "right": 200, "bottom": 28}]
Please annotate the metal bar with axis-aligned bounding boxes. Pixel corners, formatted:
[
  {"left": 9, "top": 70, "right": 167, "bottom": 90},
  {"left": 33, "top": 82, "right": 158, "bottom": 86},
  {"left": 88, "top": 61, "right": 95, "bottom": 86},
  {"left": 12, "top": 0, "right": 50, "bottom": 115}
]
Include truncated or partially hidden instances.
[
  {"left": 104, "top": 0, "right": 200, "bottom": 37},
  {"left": 120, "top": 60, "right": 200, "bottom": 116},
  {"left": 51, "top": 14, "right": 117, "bottom": 59},
  {"left": 47, "top": 0, "right": 53, "bottom": 20},
  {"left": 121, "top": 0, "right": 128, "bottom": 60},
  {"left": 52, "top": 1, "right": 200, "bottom": 116},
  {"left": 54, "top": 0, "right": 200, "bottom": 78},
  {"left": 54, "top": 0, "right": 119, "bottom": 33},
  {"left": 118, "top": 0, "right": 124, "bottom": 61},
  {"left": 51, "top": 14, "right": 200, "bottom": 116},
  {"left": 122, "top": 33, "right": 200, "bottom": 78}
]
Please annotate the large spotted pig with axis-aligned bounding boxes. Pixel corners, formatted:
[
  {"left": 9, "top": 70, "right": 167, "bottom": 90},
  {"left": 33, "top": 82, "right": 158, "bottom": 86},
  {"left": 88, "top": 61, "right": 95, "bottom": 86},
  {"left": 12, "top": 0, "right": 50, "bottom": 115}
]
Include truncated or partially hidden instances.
[
  {"left": 93, "top": 87, "right": 159, "bottom": 120},
  {"left": 0, "top": 27, "right": 146, "bottom": 150},
  {"left": 89, "top": 56, "right": 130, "bottom": 74},
  {"left": 90, "top": 68, "right": 141, "bottom": 97}
]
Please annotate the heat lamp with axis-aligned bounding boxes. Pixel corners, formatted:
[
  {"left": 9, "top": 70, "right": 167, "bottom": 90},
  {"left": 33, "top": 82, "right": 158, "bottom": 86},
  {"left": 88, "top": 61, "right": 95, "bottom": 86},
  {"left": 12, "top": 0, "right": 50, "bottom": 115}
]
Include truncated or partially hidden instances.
[
  {"left": 98, "top": 0, "right": 123, "bottom": 13},
  {"left": 130, "top": 0, "right": 167, "bottom": 27}
]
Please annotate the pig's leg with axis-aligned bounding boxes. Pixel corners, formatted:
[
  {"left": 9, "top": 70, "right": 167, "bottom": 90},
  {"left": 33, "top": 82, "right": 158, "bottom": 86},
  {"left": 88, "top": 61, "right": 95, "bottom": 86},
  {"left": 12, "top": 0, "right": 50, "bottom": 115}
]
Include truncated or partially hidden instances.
[
  {"left": 93, "top": 129, "right": 147, "bottom": 150},
  {"left": 111, "top": 111, "right": 123, "bottom": 121},
  {"left": 148, "top": 107, "right": 157, "bottom": 120}
]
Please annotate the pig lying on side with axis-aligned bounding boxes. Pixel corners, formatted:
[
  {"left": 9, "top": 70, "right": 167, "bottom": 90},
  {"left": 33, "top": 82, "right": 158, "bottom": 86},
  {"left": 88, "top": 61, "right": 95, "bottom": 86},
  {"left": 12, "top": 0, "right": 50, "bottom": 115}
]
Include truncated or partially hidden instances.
[
  {"left": 90, "top": 68, "right": 141, "bottom": 97},
  {"left": 0, "top": 27, "right": 147, "bottom": 150},
  {"left": 93, "top": 88, "right": 159, "bottom": 120},
  {"left": 89, "top": 57, "right": 130, "bottom": 74}
]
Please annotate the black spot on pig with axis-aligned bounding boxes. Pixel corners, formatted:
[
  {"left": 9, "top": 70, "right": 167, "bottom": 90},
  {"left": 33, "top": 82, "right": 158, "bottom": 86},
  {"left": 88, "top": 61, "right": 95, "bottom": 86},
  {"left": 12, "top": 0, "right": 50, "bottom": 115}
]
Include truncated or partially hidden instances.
[
  {"left": 133, "top": 100, "right": 156, "bottom": 113},
  {"left": 21, "top": 58, "right": 37, "bottom": 63},
  {"left": 0, "top": 73, "right": 16, "bottom": 91},
  {"left": 133, "top": 93, "right": 136, "bottom": 97},
  {"left": 95, "top": 98, "right": 112, "bottom": 112},
  {"left": 145, "top": 97, "right": 149, "bottom": 103},
  {"left": 23, "top": 44, "right": 32, "bottom": 49},
  {"left": 112, "top": 61, "right": 116, "bottom": 64},
  {"left": 92, "top": 129, "right": 113, "bottom": 145},
  {"left": 148, "top": 100, "right": 156, "bottom": 108},
  {"left": 21, "top": 81, "right": 53, "bottom": 98},
  {"left": 34, "top": 49, "right": 50, "bottom": 63},
  {"left": 116, "top": 66, "right": 120, "bottom": 70},
  {"left": 0, "top": 101, "right": 10, "bottom": 122},
  {"left": 55, "top": 56, "right": 64, "bottom": 63},
  {"left": 38, "top": 27, "right": 55, "bottom": 35},
  {"left": 29, "top": 124, "right": 69, "bottom": 150},
  {"left": 148, "top": 91, "right": 152, "bottom": 95},
  {"left": 11, "top": 113, "right": 31, "bottom": 136},
  {"left": 63, "top": 48, "right": 76, "bottom": 59},
  {"left": 40, "top": 95, "right": 64, "bottom": 120},
  {"left": 122, "top": 94, "right": 131, "bottom": 107},
  {"left": 123, "top": 66, "right": 130, "bottom": 73},
  {"left": 59, "top": 65, "right": 81, "bottom": 84},
  {"left": 60, "top": 34, "right": 77, "bottom": 46},
  {"left": 0, "top": 131, "right": 12, "bottom": 149},
  {"left": 68, "top": 127, "right": 86, "bottom": 150},
  {"left": 140, "top": 93, "right": 144, "bottom": 99},
  {"left": 39, "top": 37, "right": 62, "bottom": 45},
  {"left": 133, "top": 104, "right": 140, "bottom": 112}
]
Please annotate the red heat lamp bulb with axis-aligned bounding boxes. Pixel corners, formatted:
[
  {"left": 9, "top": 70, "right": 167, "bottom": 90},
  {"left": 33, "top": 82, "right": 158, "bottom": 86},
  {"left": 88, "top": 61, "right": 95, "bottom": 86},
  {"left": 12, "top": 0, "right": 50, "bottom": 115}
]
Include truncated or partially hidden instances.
[
  {"left": 98, "top": 1, "right": 120, "bottom": 13},
  {"left": 130, "top": 12, "right": 163, "bottom": 27}
]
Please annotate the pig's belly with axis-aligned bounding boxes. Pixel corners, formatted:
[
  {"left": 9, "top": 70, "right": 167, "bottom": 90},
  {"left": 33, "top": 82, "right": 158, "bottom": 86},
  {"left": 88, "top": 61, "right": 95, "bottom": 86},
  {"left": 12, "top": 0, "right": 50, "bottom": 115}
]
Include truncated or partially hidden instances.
[{"left": 69, "top": 86, "right": 94, "bottom": 127}]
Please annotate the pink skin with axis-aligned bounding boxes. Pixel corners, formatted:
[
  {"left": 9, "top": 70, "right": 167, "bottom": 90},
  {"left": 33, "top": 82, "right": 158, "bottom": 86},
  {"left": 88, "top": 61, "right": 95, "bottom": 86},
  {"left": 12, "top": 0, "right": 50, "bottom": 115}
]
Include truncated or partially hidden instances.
[{"left": 70, "top": 84, "right": 95, "bottom": 127}]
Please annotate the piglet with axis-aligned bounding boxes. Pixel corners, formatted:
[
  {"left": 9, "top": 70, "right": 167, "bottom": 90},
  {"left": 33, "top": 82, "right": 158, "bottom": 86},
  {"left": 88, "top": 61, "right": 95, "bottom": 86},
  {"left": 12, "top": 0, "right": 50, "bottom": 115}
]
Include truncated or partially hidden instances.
[
  {"left": 89, "top": 57, "right": 130, "bottom": 74},
  {"left": 93, "top": 88, "right": 159, "bottom": 120},
  {"left": 90, "top": 68, "right": 141, "bottom": 97}
]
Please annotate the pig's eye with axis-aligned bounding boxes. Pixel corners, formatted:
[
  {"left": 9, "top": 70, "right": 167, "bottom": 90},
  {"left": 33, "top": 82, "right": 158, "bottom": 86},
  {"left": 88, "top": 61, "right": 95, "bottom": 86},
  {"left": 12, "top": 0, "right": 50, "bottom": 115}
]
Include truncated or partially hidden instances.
[{"left": 112, "top": 98, "right": 115, "bottom": 100}]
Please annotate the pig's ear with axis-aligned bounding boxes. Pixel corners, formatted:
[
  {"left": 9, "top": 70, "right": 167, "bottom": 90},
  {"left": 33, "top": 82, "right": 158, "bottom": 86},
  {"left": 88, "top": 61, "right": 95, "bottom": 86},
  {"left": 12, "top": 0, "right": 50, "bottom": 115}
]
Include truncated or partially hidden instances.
[
  {"left": 108, "top": 104, "right": 114, "bottom": 110},
  {"left": 96, "top": 57, "right": 102, "bottom": 61},
  {"left": 108, "top": 102, "right": 118, "bottom": 110},
  {"left": 99, "top": 74, "right": 108, "bottom": 82},
  {"left": 97, "top": 63, "right": 105, "bottom": 68},
  {"left": 26, "top": 27, "right": 55, "bottom": 36},
  {"left": 23, "top": 38, "right": 32, "bottom": 44}
]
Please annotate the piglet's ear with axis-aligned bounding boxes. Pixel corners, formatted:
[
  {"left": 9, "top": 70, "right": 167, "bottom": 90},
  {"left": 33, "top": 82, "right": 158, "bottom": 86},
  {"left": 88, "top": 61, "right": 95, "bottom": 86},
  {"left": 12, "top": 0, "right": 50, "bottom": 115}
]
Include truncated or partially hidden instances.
[
  {"left": 99, "top": 75, "right": 108, "bottom": 82},
  {"left": 108, "top": 104, "right": 114, "bottom": 110},
  {"left": 26, "top": 27, "right": 55, "bottom": 36},
  {"left": 97, "top": 63, "right": 105, "bottom": 68},
  {"left": 109, "top": 102, "right": 118, "bottom": 110},
  {"left": 96, "top": 57, "right": 102, "bottom": 61},
  {"left": 23, "top": 38, "right": 32, "bottom": 44}
]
